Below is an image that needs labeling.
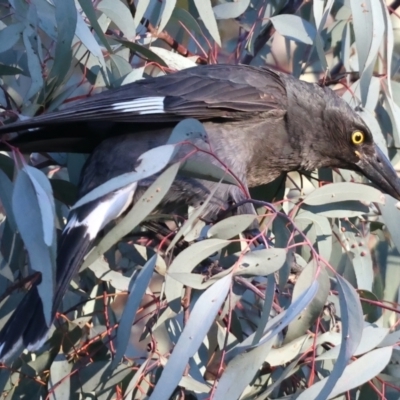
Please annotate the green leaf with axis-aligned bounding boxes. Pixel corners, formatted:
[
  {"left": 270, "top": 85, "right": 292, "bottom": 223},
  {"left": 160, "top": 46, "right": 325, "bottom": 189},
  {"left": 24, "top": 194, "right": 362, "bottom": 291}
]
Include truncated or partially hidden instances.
[
  {"left": 235, "top": 248, "right": 287, "bottom": 276},
  {"left": 0, "top": 169, "right": 17, "bottom": 232},
  {"left": 98, "top": 0, "right": 136, "bottom": 41},
  {"left": 303, "top": 182, "right": 385, "bottom": 206},
  {"left": 72, "top": 144, "right": 175, "bottom": 209},
  {"left": 378, "top": 195, "right": 400, "bottom": 253},
  {"left": 112, "top": 254, "right": 157, "bottom": 368},
  {"left": 47, "top": 0, "right": 77, "bottom": 88},
  {"left": 179, "top": 160, "right": 239, "bottom": 186},
  {"left": 48, "top": 353, "right": 72, "bottom": 400},
  {"left": 216, "top": 282, "right": 319, "bottom": 399},
  {"left": 270, "top": 15, "right": 316, "bottom": 45},
  {"left": 73, "top": 361, "right": 132, "bottom": 394},
  {"left": 171, "top": 7, "right": 204, "bottom": 36},
  {"left": 301, "top": 201, "right": 369, "bottom": 218},
  {"left": 77, "top": 0, "right": 113, "bottom": 53},
  {"left": 207, "top": 214, "right": 255, "bottom": 239},
  {"left": 88, "top": 258, "right": 131, "bottom": 291},
  {"left": 165, "top": 238, "right": 229, "bottom": 311},
  {"left": 252, "top": 273, "right": 275, "bottom": 344},
  {"left": 169, "top": 248, "right": 287, "bottom": 289},
  {"left": 284, "top": 262, "right": 330, "bottom": 343},
  {"left": 167, "top": 118, "right": 208, "bottom": 144},
  {"left": 193, "top": 0, "right": 221, "bottom": 46},
  {"left": 24, "top": 166, "right": 56, "bottom": 247},
  {"left": 22, "top": 26, "right": 44, "bottom": 100},
  {"left": 295, "top": 211, "right": 332, "bottom": 261},
  {"left": 158, "top": 0, "right": 177, "bottom": 33},
  {"left": 0, "top": 64, "right": 25, "bottom": 76},
  {"left": 12, "top": 168, "right": 56, "bottom": 326},
  {"left": 274, "top": 215, "right": 293, "bottom": 290},
  {"left": 133, "top": 0, "right": 150, "bottom": 28},
  {"left": 317, "top": 325, "right": 389, "bottom": 360},
  {"left": 75, "top": 11, "right": 107, "bottom": 70},
  {"left": 350, "top": 0, "right": 385, "bottom": 105},
  {"left": 109, "top": 54, "right": 133, "bottom": 84},
  {"left": 307, "top": 275, "right": 364, "bottom": 400},
  {"left": 115, "top": 39, "right": 168, "bottom": 67},
  {"left": 150, "top": 274, "right": 231, "bottom": 400},
  {"left": 0, "top": 23, "right": 25, "bottom": 53},
  {"left": 213, "top": 0, "right": 250, "bottom": 19},
  {"left": 227, "top": 281, "right": 319, "bottom": 359},
  {"left": 297, "top": 347, "right": 392, "bottom": 399}
]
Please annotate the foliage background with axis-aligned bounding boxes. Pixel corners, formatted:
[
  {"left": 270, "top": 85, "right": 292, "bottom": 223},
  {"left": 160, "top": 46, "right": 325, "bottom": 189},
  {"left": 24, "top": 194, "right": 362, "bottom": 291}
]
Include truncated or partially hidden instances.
[{"left": 1, "top": 0, "right": 400, "bottom": 399}]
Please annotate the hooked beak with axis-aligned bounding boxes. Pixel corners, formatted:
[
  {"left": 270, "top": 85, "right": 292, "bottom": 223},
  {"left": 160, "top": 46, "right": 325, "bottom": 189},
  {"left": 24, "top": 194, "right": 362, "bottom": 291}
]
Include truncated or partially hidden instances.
[{"left": 356, "top": 145, "right": 400, "bottom": 201}]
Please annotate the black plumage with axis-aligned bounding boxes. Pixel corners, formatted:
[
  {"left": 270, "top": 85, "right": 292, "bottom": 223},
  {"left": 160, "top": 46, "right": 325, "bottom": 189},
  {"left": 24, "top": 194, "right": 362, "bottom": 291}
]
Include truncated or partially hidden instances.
[{"left": 0, "top": 64, "right": 399, "bottom": 361}]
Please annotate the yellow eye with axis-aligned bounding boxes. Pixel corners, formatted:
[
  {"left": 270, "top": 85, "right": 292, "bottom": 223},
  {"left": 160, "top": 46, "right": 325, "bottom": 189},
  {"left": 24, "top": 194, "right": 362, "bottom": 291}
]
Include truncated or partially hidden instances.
[{"left": 351, "top": 130, "right": 364, "bottom": 145}]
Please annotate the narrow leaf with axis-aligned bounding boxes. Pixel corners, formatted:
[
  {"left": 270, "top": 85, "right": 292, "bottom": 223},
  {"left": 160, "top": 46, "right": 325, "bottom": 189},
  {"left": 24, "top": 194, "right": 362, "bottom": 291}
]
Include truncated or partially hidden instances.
[
  {"left": 12, "top": 169, "right": 55, "bottom": 325},
  {"left": 298, "top": 347, "right": 392, "bottom": 399},
  {"left": 72, "top": 144, "right": 175, "bottom": 209},
  {"left": 303, "top": 182, "right": 385, "bottom": 205},
  {"left": 78, "top": 0, "right": 113, "bottom": 53},
  {"left": 165, "top": 238, "right": 230, "bottom": 311},
  {"left": 311, "top": 274, "right": 364, "bottom": 400},
  {"left": 149, "top": 274, "right": 232, "bottom": 400},
  {"left": 112, "top": 255, "right": 157, "bottom": 368},
  {"left": 270, "top": 15, "right": 316, "bottom": 45},
  {"left": 193, "top": 0, "right": 221, "bottom": 45}
]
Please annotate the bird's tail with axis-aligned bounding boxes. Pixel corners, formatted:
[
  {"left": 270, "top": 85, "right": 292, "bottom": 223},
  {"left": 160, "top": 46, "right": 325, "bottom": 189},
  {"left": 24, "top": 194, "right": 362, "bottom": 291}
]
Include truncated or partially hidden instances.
[
  {"left": 0, "top": 182, "right": 137, "bottom": 362},
  {"left": 0, "top": 225, "right": 92, "bottom": 362}
]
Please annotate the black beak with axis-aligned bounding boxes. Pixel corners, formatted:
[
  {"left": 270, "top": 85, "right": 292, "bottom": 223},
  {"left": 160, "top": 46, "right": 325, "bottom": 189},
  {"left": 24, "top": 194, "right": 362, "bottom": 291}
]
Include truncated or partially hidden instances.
[{"left": 356, "top": 145, "right": 400, "bottom": 201}]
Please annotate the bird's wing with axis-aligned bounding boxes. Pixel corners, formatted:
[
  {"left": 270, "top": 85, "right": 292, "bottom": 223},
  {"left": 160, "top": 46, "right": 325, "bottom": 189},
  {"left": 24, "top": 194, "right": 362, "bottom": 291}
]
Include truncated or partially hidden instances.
[{"left": 0, "top": 65, "right": 287, "bottom": 133}]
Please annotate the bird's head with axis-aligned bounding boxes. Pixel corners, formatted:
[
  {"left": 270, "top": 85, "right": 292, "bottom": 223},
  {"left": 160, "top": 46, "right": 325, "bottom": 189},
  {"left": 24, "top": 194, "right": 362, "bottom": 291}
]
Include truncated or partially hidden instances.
[
  {"left": 325, "top": 94, "right": 400, "bottom": 201},
  {"left": 286, "top": 80, "right": 400, "bottom": 201}
]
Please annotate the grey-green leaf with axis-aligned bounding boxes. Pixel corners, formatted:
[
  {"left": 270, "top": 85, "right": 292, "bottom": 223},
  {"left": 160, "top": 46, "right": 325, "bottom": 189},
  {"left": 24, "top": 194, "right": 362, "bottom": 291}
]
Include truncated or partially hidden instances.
[
  {"left": 193, "top": 0, "right": 221, "bottom": 46},
  {"left": 12, "top": 169, "right": 55, "bottom": 326},
  {"left": 270, "top": 15, "right": 316, "bottom": 45},
  {"left": 303, "top": 182, "right": 385, "bottom": 206},
  {"left": 112, "top": 254, "right": 157, "bottom": 368},
  {"left": 72, "top": 144, "right": 175, "bottom": 209},
  {"left": 149, "top": 274, "right": 231, "bottom": 400}
]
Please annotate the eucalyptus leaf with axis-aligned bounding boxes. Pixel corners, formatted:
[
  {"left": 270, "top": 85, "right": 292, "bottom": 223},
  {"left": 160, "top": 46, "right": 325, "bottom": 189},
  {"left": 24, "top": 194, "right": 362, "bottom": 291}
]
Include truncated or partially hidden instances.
[
  {"left": 193, "top": 0, "right": 221, "bottom": 46},
  {"left": 12, "top": 169, "right": 55, "bottom": 326},
  {"left": 297, "top": 347, "right": 392, "bottom": 399},
  {"left": 309, "top": 274, "right": 364, "bottom": 400},
  {"left": 213, "top": 0, "right": 250, "bottom": 20},
  {"left": 303, "top": 182, "right": 385, "bottom": 206},
  {"left": 165, "top": 238, "right": 229, "bottom": 311},
  {"left": 112, "top": 254, "right": 157, "bottom": 368},
  {"left": 72, "top": 144, "right": 175, "bottom": 209},
  {"left": 150, "top": 274, "right": 231, "bottom": 400},
  {"left": 270, "top": 15, "right": 316, "bottom": 45}
]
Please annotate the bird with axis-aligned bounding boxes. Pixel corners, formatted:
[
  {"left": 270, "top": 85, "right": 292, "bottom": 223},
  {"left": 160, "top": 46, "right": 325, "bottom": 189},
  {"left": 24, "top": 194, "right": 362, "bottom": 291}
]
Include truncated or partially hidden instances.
[{"left": 0, "top": 63, "right": 399, "bottom": 362}]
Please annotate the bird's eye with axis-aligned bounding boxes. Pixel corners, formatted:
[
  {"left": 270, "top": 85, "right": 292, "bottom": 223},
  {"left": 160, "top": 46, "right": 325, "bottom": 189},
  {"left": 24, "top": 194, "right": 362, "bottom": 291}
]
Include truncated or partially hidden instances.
[{"left": 351, "top": 130, "right": 364, "bottom": 145}]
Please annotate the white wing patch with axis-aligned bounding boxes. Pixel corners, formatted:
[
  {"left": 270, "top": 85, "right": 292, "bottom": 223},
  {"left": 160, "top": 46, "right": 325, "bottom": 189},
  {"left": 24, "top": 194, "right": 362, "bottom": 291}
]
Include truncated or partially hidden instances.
[
  {"left": 0, "top": 336, "right": 23, "bottom": 362},
  {"left": 65, "top": 182, "right": 138, "bottom": 240},
  {"left": 112, "top": 97, "right": 165, "bottom": 114},
  {"left": 27, "top": 334, "right": 49, "bottom": 352}
]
